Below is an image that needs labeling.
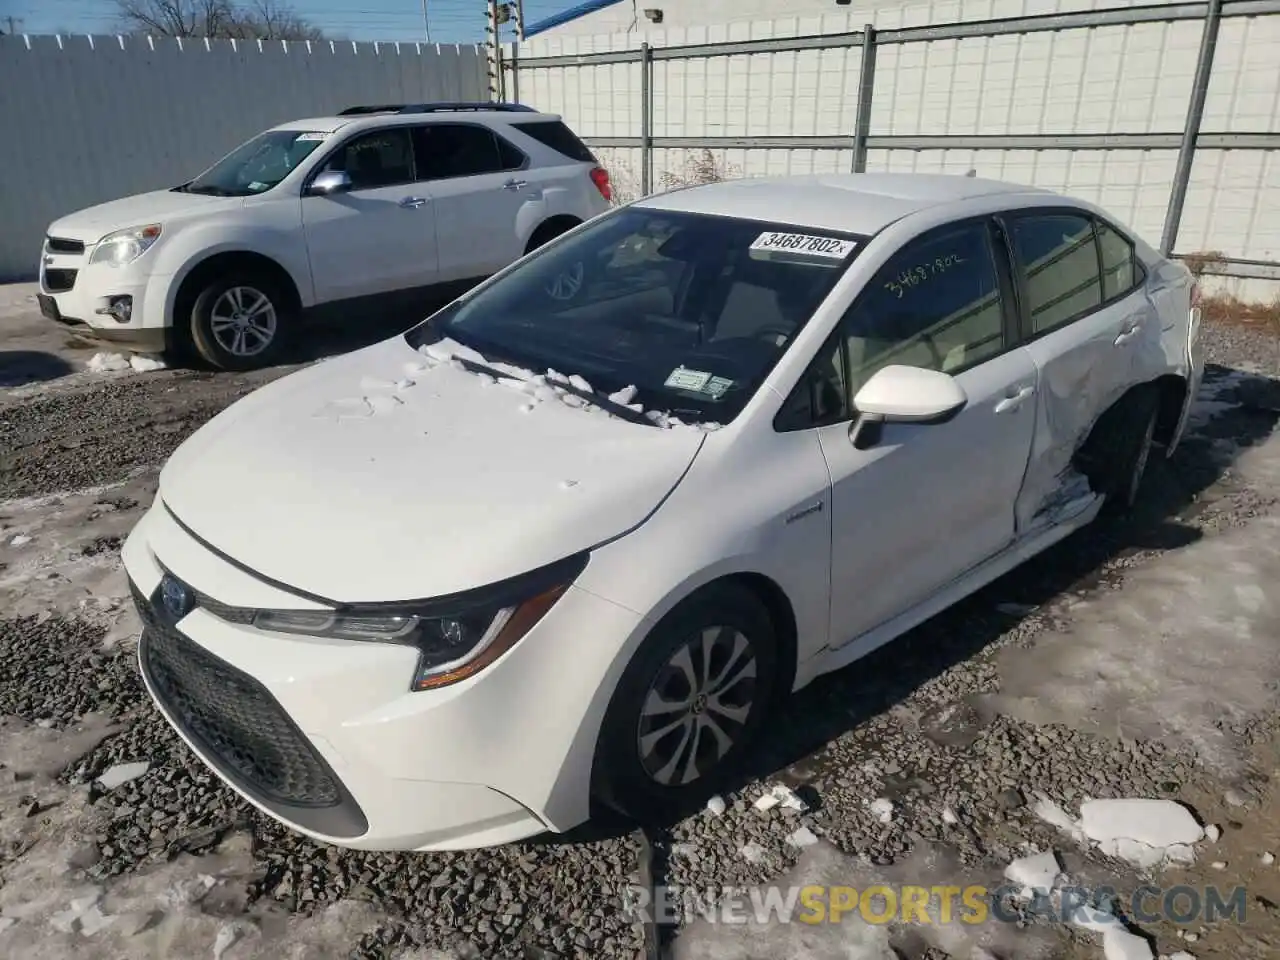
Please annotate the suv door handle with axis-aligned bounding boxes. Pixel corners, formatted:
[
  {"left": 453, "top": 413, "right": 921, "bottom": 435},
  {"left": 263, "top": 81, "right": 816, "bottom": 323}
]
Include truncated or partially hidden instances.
[
  {"left": 994, "top": 385, "right": 1034, "bottom": 414},
  {"left": 502, "top": 179, "right": 528, "bottom": 191},
  {"left": 399, "top": 196, "right": 429, "bottom": 209}
]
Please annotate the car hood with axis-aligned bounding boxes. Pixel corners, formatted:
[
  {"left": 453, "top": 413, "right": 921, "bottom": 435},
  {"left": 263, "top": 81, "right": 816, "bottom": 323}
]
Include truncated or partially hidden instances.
[
  {"left": 47, "top": 190, "right": 243, "bottom": 242},
  {"left": 158, "top": 336, "right": 707, "bottom": 604}
]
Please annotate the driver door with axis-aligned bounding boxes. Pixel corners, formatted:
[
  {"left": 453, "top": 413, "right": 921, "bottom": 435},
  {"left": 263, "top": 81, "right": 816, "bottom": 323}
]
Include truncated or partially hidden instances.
[
  {"left": 804, "top": 217, "right": 1039, "bottom": 646},
  {"left": 301, "top": 128, "right": 440, "bottom": 303}
]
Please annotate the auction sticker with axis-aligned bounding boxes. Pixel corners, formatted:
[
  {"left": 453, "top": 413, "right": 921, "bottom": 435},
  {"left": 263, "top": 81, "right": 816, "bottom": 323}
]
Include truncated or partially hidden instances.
[
  {"left": 664, "top": 366, "right": 713, "bottom": 392},
  {"left": 750, "top": 232, "right": 857, "bottom": 259}
]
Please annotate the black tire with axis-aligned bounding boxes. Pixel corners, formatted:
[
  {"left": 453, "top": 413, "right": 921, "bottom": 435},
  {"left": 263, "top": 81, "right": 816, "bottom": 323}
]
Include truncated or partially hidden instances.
[
  {"left": 524, "top": 218, "right": 578, "bottom": 255},
  {"left": 1078, "top": 385, "right": 1159, "bottom": 515},
  {"left": 188, "top": 272, "right": 292, "bottom": 371},
  {"left": 591, "top": 582, "right": 778, "bottom": 823}
]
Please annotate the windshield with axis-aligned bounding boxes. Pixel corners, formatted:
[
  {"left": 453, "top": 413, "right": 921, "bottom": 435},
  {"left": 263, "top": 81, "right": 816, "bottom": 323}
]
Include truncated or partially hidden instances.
[
  {"left": 405, "top": 208, "right": 863, "bottom": 425},
  {"left": 178, "top": 129, "right": 328, "bottom": 197}
]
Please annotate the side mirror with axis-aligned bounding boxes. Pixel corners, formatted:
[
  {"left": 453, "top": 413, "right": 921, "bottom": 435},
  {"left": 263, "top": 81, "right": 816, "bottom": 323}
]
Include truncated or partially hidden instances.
[
  {"left": 849, "top": 365, "right": 967, "bottom": 449},
  {"left": 309, "top": 170, "right": 352, "bottom": 195}
]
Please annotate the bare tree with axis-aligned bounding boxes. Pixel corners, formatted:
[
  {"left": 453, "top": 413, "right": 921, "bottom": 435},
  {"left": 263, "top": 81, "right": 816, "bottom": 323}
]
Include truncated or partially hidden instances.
[{"left": 114, "top": 0, "right": 323, "bottom": 40}]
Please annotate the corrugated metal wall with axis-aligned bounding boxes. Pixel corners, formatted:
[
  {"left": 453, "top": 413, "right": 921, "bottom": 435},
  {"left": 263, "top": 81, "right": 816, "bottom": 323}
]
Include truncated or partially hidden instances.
[
  {"left": 0, "top": 35, "right": 488, "bottom": 280},
  {"left": 515, "top": 0, "right": 1280, "bottom": 296}
]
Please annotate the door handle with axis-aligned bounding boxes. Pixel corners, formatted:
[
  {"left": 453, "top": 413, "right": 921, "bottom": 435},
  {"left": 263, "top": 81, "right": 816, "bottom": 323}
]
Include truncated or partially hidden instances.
[
  {"left": 502, "top": 179, "right": 528, "bottom": 191},
  {"left": 994, "top": 385, "right": 1034, "bottom": 414},
  {"left": 399, "top": 196, "right": 429, "bottom": 208},
  {"left": 1114, "top": 323, "right": 1141, "bottom": 346}
]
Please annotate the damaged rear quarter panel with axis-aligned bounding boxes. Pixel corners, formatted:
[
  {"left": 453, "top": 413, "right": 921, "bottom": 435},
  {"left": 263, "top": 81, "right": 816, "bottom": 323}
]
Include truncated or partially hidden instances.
[{"left": 1016, "top": 285, "right": 1162, "bottom": 530}]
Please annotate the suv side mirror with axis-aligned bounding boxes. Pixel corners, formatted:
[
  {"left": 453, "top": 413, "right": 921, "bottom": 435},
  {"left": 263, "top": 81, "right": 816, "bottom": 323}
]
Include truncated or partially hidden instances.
[
  {"left": 849, "top": 365, "right": 967, "bottom": 449},
  {"left": 309, "top": 170, "right": 352, "bottom": 195}
]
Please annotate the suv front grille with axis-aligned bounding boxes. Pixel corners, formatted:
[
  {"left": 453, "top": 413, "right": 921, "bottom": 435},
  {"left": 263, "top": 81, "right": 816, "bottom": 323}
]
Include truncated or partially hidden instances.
[
  {"left": 43, "top": 268, "right": 77, "bottom": 293},
  {"left": 46, "top": 236, "right": 85, "bottom": 255},
  {"left": 133, "top": 582, "right": 342, "bottom": 808}
]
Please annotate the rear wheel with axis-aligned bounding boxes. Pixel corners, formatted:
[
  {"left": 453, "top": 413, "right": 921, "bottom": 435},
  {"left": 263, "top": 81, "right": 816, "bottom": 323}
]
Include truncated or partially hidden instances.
[
  {"left": 188, "top": 273, "right": 291, "bottom": 371},
  {"left": 592, "top": 583, "right": 777, "bottom": 822},
  {"left": 1078, "top": 385, "right": 1159, "bottom": 515}
]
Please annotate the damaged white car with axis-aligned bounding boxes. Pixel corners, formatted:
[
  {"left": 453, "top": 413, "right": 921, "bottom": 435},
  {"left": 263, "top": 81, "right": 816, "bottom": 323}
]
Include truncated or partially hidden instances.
[{"left": 121, "top": 173, "right": 1202, "bottom": 851}]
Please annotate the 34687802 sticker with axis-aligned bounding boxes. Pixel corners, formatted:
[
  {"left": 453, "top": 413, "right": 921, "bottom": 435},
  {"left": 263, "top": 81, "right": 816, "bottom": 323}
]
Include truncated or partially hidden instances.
[{"left": 749, "top": 232, "right": 857, "bottom": 259}]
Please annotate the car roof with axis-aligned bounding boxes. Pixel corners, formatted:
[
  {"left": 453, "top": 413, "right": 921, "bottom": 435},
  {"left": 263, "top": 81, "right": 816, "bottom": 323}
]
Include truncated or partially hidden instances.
[
  {"left": 271, "top": 110, "right": 564, "bottom": 135},
  {"left": 637, "top": 173, "right": 1058, "bottom": 236}
]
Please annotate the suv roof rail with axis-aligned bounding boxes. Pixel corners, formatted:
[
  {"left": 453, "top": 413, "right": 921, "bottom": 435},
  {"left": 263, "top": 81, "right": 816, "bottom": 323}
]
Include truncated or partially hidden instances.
[{"left": 337, "top": 102, "right": 539, "bottom": 116}]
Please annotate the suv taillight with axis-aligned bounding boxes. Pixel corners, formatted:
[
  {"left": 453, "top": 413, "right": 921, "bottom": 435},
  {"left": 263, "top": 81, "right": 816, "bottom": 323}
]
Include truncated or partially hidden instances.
[{"left": 589, "top": 167, "right": 612, "bottom": 202}]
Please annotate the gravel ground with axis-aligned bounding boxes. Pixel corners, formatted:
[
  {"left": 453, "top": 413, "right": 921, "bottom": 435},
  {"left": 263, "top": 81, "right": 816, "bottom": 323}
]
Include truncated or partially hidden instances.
[{"left": 1, "top": 318, "right": 1279, "bottom": 960}]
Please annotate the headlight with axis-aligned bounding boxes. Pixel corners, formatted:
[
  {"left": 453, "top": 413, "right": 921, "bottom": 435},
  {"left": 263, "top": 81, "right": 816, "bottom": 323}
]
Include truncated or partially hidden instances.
[
  {"left": 89, "top": 224, "right": 162, "bottom": 267},
  {"left": 248, "top": 554, "right": 586, "bottom": 691}
]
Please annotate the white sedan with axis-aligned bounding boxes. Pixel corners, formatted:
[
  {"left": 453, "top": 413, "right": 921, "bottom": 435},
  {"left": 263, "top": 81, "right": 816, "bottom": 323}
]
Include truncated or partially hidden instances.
[{"left": 121, "top": 173, "right": 1202, "bottom": 851}]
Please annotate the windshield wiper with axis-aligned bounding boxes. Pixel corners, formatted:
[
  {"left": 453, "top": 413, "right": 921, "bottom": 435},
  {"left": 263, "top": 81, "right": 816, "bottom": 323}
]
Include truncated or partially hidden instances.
[
  {"left": 445, "top": 354, "right": 656, "bottom": 428},
  {"left": 185, "top": 184, "right": 235, "bottom": 196}
]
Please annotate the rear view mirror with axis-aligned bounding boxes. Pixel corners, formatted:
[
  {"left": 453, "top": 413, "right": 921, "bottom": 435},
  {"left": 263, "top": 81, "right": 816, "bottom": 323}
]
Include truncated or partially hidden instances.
[
  {"left": 849, "top": 365, "right": 967, "bottom": 448},
  {"left": 309, "top": 170, "right": 352, "bottom": 195}
]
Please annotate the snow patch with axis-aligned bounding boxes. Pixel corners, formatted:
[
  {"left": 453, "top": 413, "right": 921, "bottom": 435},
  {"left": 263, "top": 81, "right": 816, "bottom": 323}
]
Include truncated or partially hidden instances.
[
  {"left": 786, "top": 827, "right": 819, "bottom": 849},
  {"left": 95, "top": 761, "right": 150, "bottom": 790},
  {"left": 1079, "top": 799, "right": 1203, "bottom": 869},
  {"left": 868, "top": 797, "right": 894, "bottom": 823},
  {"left": 128, "top": 354, "right": 166, "bottom": 373},
  {"left": 1101, "top": 925, "right": 1155, "bottom": 960},
  {"left": 753, "top": 784, "right": 807, "bottom": 813},
  {"left": 1204, "top": 824, "right": 1220, "bottom": 842},
  {"left": 705, "top": 795, "right": 725, "bottom": 817},
  {"left": 86, "top": 352, "right": 131, "bottom": 373},
  {"left": 8, "top": 534, "right": 32, "bottom": 547},
  {"left": 1003, "top": 850, "right": 1062, "bottom": 899}
]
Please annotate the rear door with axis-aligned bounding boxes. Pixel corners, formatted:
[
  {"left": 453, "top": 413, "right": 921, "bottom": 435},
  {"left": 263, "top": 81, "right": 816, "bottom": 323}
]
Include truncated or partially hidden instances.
[
  {"left": 411, "top": 122, "right": 529, "bottom": 280},
  {"left": 1000, "top": 208, "right": 1158, "bottom": 529},
  {"left": 301, "top": 127, "right": 440, "bottom": 302}
]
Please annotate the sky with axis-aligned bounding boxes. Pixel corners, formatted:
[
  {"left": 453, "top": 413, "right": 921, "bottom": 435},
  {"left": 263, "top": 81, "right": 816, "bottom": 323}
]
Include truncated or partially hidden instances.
[{"left": 0, "top": 0, "right": 588, "bottom": 44}]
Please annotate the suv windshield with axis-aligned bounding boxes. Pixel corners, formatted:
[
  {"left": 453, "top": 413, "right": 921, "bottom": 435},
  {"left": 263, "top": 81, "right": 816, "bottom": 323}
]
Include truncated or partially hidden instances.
[
  {"left": 177, "top": 129, "right": 328, "bottom": 197},
  {"left": 406, "top": 208, "right": 862, "bottom": 425}
]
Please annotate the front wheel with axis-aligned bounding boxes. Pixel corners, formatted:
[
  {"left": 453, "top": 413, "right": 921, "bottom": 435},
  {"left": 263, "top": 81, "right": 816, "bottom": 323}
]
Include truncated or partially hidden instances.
[
  {"left": 188, "top": 274, "right": 291, "bottom": 371},
  {"left": 591, "top": 582, "right": 777, "bottom": 823}
]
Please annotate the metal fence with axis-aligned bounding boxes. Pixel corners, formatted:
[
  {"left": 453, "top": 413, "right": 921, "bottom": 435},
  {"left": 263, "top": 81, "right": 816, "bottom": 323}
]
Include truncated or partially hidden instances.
[
  {"left": 0, "top": 35, "right": 488, "bottom": 281},
  {"left": 507, "top": 0, "right": 1280, "bottom": 285}
]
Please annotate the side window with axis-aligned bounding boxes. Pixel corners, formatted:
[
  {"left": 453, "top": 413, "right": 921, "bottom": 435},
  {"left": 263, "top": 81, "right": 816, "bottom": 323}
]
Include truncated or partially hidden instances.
[
  {"left": 413, "top": 124, "right": 520, "bottom": 180},
  {"left": 318, "top": 129, "right": 414, "bottom": 190},
  {"left": 1009, "top": 213, "right": 1103, "bottom": 334},
  {"left": 842, "top": 220, "right": 1005, "bottom": 393},
  {"left": 775, "top": 332, "right": 849, "bottom": 431},
  {"left": 1096, "top": 219, "right": 1140, "bottom": 300}
]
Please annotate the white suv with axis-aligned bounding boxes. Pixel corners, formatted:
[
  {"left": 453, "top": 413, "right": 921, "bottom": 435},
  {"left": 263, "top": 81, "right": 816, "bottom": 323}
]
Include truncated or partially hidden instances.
[{"left": 36, "top": 103, "right": 611, "bottom": 370}]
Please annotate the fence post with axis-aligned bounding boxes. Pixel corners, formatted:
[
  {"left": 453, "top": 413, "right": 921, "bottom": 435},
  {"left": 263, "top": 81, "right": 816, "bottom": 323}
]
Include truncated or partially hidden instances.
[
  {"left": 641, "top": 42, "right": 653, "bottom": 195},
  {"left": 1161, "top": 0, "right": 1222, "bottom": 256},
  {"left": 510, "top": 42, "right": 520, "bottom": 104},
  {"left": 851, "top": 24, "right": 877, "bottom": 173}
]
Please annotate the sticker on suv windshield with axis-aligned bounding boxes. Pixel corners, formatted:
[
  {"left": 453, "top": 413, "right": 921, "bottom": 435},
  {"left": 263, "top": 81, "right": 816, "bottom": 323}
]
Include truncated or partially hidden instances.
[
  {"left": 295, "top": 131, "right": 328, "bottom": 142},
  {"left": 750, "top": 232, "right": 856, "bottom": 259}
]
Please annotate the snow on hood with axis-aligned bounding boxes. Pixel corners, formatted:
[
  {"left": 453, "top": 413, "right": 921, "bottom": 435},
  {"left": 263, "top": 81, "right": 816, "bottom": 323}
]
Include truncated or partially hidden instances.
[
  {"left": 47, "top": 190, "right": 241, "bottom": 242},
  {"left": 158, "top": 336, "right": 708, "bottom": 604}
]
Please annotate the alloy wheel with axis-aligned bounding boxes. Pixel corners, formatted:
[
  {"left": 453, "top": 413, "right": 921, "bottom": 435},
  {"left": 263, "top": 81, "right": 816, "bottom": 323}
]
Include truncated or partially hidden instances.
[
  {"left": 210, "top": 285, "right": 278, "bottom": 358},
  {"left": 636, "top": 626, "right": 758, "bottom": 786}
]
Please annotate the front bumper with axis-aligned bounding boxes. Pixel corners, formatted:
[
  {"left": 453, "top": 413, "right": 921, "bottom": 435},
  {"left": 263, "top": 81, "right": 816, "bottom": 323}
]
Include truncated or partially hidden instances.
[
  {"left": 39, "top": 246, "right": 170, "bottom": 349},
  {"left": 121, "top": 498, "right": 647, "bottom": 852}
]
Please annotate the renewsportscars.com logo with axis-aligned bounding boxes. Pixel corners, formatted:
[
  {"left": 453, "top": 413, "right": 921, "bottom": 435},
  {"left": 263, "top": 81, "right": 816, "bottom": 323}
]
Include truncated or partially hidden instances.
[{"left": 622, "top": 882, "right": 1249, "bottom": 927}]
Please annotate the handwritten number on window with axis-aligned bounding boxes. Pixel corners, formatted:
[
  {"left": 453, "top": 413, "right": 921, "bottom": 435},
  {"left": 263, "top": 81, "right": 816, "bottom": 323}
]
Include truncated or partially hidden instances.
[{"left": 883, "top": 252, "right": 966, "bottom": 299}]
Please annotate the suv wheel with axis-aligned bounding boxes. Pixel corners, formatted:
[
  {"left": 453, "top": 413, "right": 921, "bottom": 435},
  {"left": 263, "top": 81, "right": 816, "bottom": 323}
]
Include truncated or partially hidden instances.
[
  {"left": 591, "top": 582, "right": 777, "bottom": 823},
  {"left": 189, "top": 274, "right": 290, "bottom": 371}
]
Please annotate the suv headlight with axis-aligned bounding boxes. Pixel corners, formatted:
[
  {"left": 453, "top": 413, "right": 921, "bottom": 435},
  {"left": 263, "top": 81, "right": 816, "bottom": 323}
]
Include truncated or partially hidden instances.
[
  {"left": 90, "top": 224, "right": 162, "bottom": 267},
  {"left": 248, "top": 553, "right": 586, "bottom": 691}
]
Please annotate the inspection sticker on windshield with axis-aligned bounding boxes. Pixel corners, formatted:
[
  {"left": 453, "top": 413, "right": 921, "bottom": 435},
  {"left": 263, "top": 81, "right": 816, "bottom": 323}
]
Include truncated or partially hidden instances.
[
  {"left": 750, "top": 231, "right": 856, "bottom": 259},
  {"left": 664, "top": 366, "right": 713, "bottom": 393}
]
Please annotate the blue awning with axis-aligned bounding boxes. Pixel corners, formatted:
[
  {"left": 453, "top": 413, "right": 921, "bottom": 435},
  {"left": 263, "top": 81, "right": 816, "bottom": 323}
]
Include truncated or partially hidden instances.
[{"left": 524, "top": 0, "right": 628, "bottom": 38}]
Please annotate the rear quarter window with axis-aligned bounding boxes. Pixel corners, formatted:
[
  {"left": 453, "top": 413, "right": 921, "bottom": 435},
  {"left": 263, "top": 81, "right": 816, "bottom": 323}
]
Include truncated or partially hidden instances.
[{"left": 511, "top": 121, "right": 597, "bottom": 163}]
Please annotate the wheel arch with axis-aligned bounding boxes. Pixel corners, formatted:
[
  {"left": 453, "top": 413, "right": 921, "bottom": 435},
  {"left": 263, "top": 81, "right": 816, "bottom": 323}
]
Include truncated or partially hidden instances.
[
  {"left": 1151, "top": 372, "right": 1190, "bottom": 448},
  {"left": 524, "top": 214, "right": 583, "bottom": 254},
  {"left": 170, "top": 249, "right": 304, "bottom": 330}
]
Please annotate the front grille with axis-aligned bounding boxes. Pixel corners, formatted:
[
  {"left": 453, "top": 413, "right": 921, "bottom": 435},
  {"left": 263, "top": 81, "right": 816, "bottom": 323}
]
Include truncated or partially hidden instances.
[
  {"left": 46, "top": 236, "right": 85, "bottom": 255},
  {"left": 133, "top": 582, "right": 341, "bottom": 808},
  {"left": 43, "top": 268, "right": 77, "bottom": 293}
]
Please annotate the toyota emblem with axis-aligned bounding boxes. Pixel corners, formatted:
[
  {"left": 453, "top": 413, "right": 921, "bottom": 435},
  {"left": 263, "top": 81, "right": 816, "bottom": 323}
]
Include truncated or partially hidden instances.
[{"left": 159, "top": 575, "right": 195, "bottom": 619}]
